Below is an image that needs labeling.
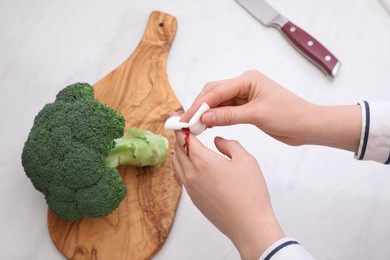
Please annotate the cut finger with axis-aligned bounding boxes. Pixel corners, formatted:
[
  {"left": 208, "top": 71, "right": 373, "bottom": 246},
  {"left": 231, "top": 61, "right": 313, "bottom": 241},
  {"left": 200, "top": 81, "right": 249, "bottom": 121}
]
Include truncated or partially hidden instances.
[
  {"left": 174, "top": 129, "right": 210, "bottom": 160},
  {"left": 172, "top": 151, "right": 185, "bottom": 186}
]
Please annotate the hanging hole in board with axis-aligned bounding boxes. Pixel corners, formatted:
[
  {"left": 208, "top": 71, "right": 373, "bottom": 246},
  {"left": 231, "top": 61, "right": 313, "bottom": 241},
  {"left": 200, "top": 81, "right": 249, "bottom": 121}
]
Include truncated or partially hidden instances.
[{"left": 159, "top": 22, "right": 164, "bottom": 27}]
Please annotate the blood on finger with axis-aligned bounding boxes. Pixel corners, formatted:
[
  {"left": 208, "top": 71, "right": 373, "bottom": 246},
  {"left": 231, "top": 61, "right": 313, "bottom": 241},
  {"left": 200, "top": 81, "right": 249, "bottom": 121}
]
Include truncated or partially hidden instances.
[{"left": 182, "top": 127, "right": 190, "bottom": 157}]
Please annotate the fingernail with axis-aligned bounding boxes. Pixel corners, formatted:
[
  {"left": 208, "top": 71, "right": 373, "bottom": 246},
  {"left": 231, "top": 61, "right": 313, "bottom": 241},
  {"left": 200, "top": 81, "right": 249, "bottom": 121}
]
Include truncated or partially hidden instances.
[
  {"left": 201, "top": 111, "right": 216, "bottom": 125},
  {"left": 169, "top": 111, "right": 181, "bottom": 117}
]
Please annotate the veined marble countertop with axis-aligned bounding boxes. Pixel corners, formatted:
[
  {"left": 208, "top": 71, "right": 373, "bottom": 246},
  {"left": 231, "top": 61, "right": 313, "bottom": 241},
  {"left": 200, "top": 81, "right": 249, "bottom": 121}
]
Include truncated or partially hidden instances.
[{"left": 1, "top": 0, "right": 389, "bottom": 259}]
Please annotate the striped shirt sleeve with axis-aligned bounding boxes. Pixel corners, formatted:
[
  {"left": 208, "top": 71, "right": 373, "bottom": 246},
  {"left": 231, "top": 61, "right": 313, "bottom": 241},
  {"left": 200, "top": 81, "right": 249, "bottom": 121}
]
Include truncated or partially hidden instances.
[
  {"left": 355, "top": 101, "right": 390, "bottom": 164},
  {"left": 259, "top": 237, "right": 315, "bottom": 260}
]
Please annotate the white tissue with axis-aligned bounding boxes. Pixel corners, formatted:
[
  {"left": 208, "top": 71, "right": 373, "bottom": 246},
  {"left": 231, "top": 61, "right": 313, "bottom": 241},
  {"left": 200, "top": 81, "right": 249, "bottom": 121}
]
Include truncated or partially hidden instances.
[
  {"left": 164, "top": 116, "right": 189, "bottom": 130},
  {"left": 164, "top": 103, "right": 210, "bottom": 136}
]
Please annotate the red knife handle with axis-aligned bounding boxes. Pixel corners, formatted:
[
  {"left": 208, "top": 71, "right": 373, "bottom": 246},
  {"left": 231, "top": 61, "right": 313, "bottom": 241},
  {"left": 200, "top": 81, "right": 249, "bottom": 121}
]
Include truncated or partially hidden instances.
[{"left": 281, "top": 21, "right": 340, "bottom": 77}]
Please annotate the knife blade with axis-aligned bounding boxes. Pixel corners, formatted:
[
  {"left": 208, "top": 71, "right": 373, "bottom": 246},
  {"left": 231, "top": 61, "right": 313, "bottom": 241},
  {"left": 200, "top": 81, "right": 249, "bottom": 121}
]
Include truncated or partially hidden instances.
[{"left": 236, "top": 0, "right": 341, "bottom": 78}]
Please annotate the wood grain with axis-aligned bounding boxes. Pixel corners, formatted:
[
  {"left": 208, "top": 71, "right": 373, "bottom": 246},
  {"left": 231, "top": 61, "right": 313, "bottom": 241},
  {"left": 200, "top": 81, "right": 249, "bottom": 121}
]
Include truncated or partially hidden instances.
[{"left": 48, "top": 11, "right": 183, "bottom": 260}]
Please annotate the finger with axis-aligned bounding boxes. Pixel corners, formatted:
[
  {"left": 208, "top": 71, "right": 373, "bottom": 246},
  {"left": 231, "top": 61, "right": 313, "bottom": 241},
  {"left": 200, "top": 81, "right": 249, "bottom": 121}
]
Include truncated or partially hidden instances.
[
  {"left": 174, "top": 128, "right": 210, "bottom": 160},
  {"left": 168, "top": 111, "right": 182, "bottom": 117},
  {"left": 214, "top": 136, "right": 250, "bottom": 160},
  {"left": 180, "top": 81, "right": 221, "bottom": 123},
  {"left": 174, "top": 128, "right": 193, "bottom": 154},
  {"left": 181, "top": 74, "right": 252, "bottom": 122},
  {"left": 172, "top": 145, "right": 186, "bottom": 185},
  {"left": 181, "top": 79, "right": 237, "bottom": 122},
  {"left": 174, "top": 129, "right": 188, "bottom": 150},
  {"left": 200, "top": 105, "right": 255, "bottom": 127}
]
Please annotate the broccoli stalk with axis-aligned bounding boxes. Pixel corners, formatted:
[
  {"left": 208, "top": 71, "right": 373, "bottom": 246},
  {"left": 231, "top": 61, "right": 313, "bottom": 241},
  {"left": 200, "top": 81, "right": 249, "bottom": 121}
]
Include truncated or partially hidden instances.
[
  {"left": 106, "top": 128, "right": 168, "bottom": 168},
  {"left": 21, "top": 83, "right": 168, "bottom": 221}
]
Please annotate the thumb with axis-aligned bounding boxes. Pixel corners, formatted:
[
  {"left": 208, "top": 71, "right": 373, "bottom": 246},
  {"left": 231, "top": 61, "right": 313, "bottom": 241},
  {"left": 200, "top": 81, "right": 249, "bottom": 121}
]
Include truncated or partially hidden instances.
[
  {"left": 201, "top": 106, "right": 251, "bottom": 127},
  {"left": 214, "top": 137, "right": 249, "bottom": 160}
]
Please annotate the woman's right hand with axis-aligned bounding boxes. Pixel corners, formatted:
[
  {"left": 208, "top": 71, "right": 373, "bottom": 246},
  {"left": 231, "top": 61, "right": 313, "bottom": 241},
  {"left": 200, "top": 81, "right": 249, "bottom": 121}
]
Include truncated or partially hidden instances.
[
  {"left": 182, "top": 70, "right": 361, "bottom": 152},
  {"left": 182, "top": 70, "right": 315, "bottom": 146}
]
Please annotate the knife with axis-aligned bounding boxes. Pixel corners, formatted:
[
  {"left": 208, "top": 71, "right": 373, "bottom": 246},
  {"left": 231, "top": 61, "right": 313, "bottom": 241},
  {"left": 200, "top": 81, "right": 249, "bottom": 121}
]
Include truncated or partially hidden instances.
[{"left": 236, "top": 0, "right": 341, "bottom": 78}]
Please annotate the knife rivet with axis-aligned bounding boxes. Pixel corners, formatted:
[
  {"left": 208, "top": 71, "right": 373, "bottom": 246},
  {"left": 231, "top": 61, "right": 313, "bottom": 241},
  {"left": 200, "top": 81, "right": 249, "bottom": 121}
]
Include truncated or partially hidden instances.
[
  {"left": 325, "top": 55, "right": 332, "bottom": 61},
  {"left": 307, "top": 41, "right": 313, "bottom": 46},
  {"left": 289, "top": 26, "right": 296, "bottom": 33}
]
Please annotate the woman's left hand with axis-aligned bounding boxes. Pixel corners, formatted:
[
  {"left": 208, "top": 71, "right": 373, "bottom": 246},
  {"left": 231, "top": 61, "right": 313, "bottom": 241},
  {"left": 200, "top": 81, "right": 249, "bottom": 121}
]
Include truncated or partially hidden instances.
[{"left": 173, "top": 130, "right": 285, "bottom": 260}]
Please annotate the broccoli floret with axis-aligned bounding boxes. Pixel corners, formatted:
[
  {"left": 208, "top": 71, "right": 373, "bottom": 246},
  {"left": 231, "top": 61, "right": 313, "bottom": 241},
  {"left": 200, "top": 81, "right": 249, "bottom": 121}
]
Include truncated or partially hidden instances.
[
  {"left": 55, "top": 82, "right": 94, "bottom": 102},
  {"left": 76, "top": 167, "right": 126, "bottom": 217},
  {"left": 21, "top": 83, "right": 168, "bottom": 221}
]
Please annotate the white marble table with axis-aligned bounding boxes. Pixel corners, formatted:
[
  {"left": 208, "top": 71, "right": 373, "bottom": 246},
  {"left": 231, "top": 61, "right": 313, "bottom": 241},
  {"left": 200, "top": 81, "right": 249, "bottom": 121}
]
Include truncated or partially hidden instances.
[{"left": 1, "top": 0, "right": 389, "bottom": 259}]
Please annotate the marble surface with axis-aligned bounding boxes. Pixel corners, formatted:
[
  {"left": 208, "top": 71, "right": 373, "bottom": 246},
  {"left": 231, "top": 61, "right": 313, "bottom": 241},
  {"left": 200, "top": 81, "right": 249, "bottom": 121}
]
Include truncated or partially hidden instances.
[{"left": 1, "top": 0, "right": 390, "bottom": 259}]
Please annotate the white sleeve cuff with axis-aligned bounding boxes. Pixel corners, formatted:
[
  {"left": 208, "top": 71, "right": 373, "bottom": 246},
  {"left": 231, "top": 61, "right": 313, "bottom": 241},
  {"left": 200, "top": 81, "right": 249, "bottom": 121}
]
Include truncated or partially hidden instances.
[
  {"left": 355, "top": 101, "right": 390, "bottom": 164},
  {"left": 259, "top": 237, "right": 315, "bottom": 260}
]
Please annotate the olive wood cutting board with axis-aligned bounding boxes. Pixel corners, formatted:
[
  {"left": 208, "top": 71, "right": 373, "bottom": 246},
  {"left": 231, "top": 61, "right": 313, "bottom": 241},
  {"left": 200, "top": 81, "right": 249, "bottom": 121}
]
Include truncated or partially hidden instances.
[{"left": 48, "top": 11, "right": 183, "bottom": 260}]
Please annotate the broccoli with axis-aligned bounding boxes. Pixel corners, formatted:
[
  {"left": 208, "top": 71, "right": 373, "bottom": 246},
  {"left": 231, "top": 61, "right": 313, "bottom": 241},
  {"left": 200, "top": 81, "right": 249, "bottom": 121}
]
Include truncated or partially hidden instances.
[{"left": 21, "top": 83, "right": 168, "bottom": 221}]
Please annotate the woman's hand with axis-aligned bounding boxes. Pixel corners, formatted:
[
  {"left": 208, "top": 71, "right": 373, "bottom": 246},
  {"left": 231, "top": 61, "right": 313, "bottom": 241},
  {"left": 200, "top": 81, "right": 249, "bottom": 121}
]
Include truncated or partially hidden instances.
[
  {"left": 182, "top": 70, "right": 361, "bottom": 152},
  {"left": 181, "top": 70, "right": 314, "bottom": 146},
  {"left": 173, "top": 130, "right": 285, "bottom": 259}
]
